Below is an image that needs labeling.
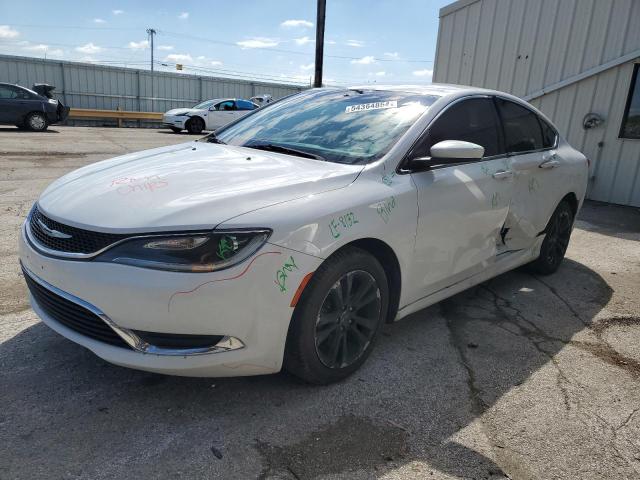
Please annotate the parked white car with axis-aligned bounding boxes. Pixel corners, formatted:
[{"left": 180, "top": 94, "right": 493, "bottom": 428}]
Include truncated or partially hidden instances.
[
  {"left": 162, "top": 98, "right": 258, "bottom": 134},
  {"left": 20, "top": 85, "right": 588, "bottom": 384}
]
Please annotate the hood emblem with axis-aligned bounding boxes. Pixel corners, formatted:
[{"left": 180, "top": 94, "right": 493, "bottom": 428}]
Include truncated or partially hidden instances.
[{"left": 36, "top": 219, "right": 72, "bottom": 239}]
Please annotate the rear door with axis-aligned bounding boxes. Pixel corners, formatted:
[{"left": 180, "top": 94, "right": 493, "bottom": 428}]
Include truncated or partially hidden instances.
[
  {"left": 409, "top": 97, "right": 514, "bottom": 296},
  {"left": 0, "top": 85, "right": 23, "bottom": 123},
  {"left": 495, "top": 98, "right": 564, "bottom": 250}
]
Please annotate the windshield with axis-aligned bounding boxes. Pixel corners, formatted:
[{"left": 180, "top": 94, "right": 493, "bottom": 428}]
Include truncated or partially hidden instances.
[
  {"left": 194, "top": 100, "right": 216, "bottom": 110},
  {"left": 214, "top": 89, "right": 437, "bottom": 164}
]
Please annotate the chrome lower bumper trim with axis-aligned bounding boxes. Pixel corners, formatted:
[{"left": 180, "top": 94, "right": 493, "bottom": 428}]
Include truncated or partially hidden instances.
[{"left": 22, "top": 263, "right": 245, "bottom": 356}]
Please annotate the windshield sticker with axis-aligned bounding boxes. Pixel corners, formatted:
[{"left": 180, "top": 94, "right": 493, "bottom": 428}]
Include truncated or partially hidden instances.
[
  {"left": 275, "top": 256, "right": 299, "bottom": 293},
  {"left": 376, "top": 196, "right": 396, "bottom": 223},
  {"left": 329, "top": 212, "right": 359, "bottom": 239},
  {"left": 345, "top": 100, "right": 397, "bottom": 113}
]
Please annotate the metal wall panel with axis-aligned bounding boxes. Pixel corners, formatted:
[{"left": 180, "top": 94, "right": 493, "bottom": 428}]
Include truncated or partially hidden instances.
[
  {"left": 434, "top": 0, "right": 640, "bottom": 206},
  {"left": 0, "top": 54, "right": 303, "bottom": 114}
]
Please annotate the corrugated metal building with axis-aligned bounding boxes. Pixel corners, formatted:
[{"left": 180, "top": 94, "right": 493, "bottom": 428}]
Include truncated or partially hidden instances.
[
  {"left": 0, "top": 54, "right": 303, "bottom": 116},
  {"left": 433, "top": 0, "right": 640, "bottom": 207}
]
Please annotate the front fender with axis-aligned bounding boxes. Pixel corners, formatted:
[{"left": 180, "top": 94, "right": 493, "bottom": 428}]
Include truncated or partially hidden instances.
[{"left": 218, "top": 169, "right": 419, "bottom": 307}]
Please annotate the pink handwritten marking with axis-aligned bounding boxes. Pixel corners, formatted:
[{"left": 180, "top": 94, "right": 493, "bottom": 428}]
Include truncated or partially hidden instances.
[
  {"left": 167, "top": 251, "right": 282, "bottom": 312},
  {"left": 110, "top": 176, "right": 169, "bottom": 195}
]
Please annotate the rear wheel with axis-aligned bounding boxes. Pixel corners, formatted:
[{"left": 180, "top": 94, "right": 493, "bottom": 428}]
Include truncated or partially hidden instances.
[
  {"left": 186, "top": 117, "right": 204, "bottom": 134},
  {"left": 25, "top": 112, "right": 48, "bottom": 131},
  {"left": 284, "top": 247, "right": 388, "bottom": 384},
  {"left": 170, "top": 127, "right": 182, "bottom": 133},
  {"left": 528, "top": 200, "right": 574, "bottom": 275}
]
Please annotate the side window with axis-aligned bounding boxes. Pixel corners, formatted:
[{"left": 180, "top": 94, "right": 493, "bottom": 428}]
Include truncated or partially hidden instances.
[
  {"left": 0, "top": 85, "right": 17, "bottom": 99},
  {"left": 620, "top": 63, "right": 640, "bottom": 139},
  {"left": 216, "top": 100, "right": 236, "bottom": 111},
  {"left": 540, "top": 118, "right": 557, "bottom": 148},
  {"left": 413, "top": 98, "right": 503, "bottom": 158},
  {"left": 496, "top": 98, "right": 544, "bottom": 153},
  {"left": 236, "top": 100, "right": 256, "bottom": 111}
]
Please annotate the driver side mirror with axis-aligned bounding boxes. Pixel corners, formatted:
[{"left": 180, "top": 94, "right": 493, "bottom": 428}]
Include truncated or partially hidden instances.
[{"left": 410, "top": 140, "right": 485, "bottom": 170}]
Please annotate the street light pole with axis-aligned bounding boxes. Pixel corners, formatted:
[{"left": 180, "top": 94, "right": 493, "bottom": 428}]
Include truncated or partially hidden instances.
[
  {"left": 146, "top": 28, "right": 156, "bottom": 72},
  {"left": 313, "top": 0, "right": 326, "bottom": 88}
]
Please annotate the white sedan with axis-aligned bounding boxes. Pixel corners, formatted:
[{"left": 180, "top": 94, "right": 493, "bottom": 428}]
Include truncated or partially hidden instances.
[
  {"left": 162, "top": 98, "right": 258, "bottom": 134},
  {"left": 20, "top": 85, "right": 588, "bottom": 384}
]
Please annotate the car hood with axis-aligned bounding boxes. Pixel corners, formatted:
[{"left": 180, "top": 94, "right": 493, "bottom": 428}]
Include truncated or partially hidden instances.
[
  {"left": 37, "top": 142, "right": 364, "bottom": 232},
  {"left": 164, "top": 108, "right": 196, "bottom": 116}
]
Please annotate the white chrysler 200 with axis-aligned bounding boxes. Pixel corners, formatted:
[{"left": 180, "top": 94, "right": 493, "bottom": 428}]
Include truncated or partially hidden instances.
[{"left": 20, "top": 85, "right": 588, "bottom": 384}]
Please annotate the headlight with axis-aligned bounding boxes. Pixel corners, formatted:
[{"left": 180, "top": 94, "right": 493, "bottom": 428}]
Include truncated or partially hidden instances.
[
  {"left": 47, "top": 98, "right": 58, "bottom": 104},
  {"left": 95, "top": 229, "right": 271, "bottom": 272},
  {"left": 175, "top": 112, "right": 190, "bottom": 116}
]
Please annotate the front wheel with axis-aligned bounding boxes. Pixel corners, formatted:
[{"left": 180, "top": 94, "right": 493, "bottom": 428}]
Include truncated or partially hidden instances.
[
  {"left": 528, "top": 200, "right": 574, "bottom": 275},
  {"left": 186, "top": 117, "right": 204, "bottom": 134},
  {"left": 25, "top": 112, "right": 48, "bottom": 131},
  {"left": 284, "top": 247, "right": 389, "bottom": 384}
]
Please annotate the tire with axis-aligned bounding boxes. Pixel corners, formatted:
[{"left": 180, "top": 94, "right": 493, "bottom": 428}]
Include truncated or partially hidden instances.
[
  {"left": 528, "top": 200, "right": 574, "bottom": 275},
  {"left": 170, "top": 127, "right": 182, "bottom": 133},
  {"left": 25, "top": 112, "right": 48, "bottom": 131},
  {"left": 186, "top": 117, "right": 204, "bottom": 134},
  {"left": 284, "top": 246, "right": 389, "bottom": 384}
]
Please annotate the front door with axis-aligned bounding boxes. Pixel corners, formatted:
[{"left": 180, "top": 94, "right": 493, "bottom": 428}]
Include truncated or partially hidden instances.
[
  {"left": 207, "top": 100, "right": 239, "bottom": 130},
  {"left": 409, "top": 97, "right": 513, "bottom": 297}
]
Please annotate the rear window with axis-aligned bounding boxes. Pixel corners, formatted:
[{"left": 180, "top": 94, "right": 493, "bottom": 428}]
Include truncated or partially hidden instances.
[{"left": 496, "top": 98, "right": 544, "bottom": 153}]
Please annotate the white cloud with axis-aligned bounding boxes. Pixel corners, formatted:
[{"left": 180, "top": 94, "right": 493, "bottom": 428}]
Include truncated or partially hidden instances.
[
  {"left": 300, "top": 63, "right": 314, "bottom": 71},
  {"left": 346, "top": 39, "right": 364, "bottom": 48},
  {"left": 23, "top": 44, "right": 49, "bottom": 52},
  {"left": 211, "top": 60, "right": 223, "bottom": 66},
  {"left": 196, "top": 55, "right": 205, "bottom": 60},
  {"left": 413, "top": 69, "right": 433, "bottom": 80},
  {"left": 236, "top": 37, "right": 279, "bottom": 49},
  {"left": 80, "top": 56, "right": 97, "bottom": 62},
  {"left": 384, "top": 52, "right": 399, "bottom": 58},
  {"left": 93, "top": 18, "right": 106, "bottom": 24},
  {"left": 281, "top": 19, "right": 313, "bottom": 28},
  {"left": 0, "top": 25, "right": 19, "bottom": 38},
  {"left": 112, "top": 9, "right": 124, "bottom": 15},
  {"left": 375, "top": 71, "right": 387, "bottom": 76},
  {"left": 326, "top": 39, "right": 336, "bottom": 45},
  {"left": 165, "top": 53, "right": 193, "bottom": 63},
  {"left": 48, "top": 48, "right": 64, "bottom": 57},
  {"left": 294, "top": 36, "right": 313, "bottom": 46},
  {"left": 351, "top": 55, "right": 375, "bottom": 65},
  {"left": 76, "top": 43, "right": 102, "bottom": 54},
  {"left": 128, "top": 40, "right": 149, "bottom": 50},
  {"left": 158, "top": 45, "right": 174, "bottom": 51},
  {"left": 178, "top": 12, "right": 189, "bottom": 19}
]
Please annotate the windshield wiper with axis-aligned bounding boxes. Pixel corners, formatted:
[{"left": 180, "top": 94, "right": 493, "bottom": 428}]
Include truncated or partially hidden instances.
[
  {"left": 206, "top": 132, "right": 226, "bottom": 144},
  {"left": 244, "top": 142, "right": 326, "bottom": 161}
]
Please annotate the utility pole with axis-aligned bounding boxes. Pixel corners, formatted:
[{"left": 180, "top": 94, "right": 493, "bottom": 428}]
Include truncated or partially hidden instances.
[
  {"left": 146, "top": 28, "right": 156, "bottom": 72},
  {"left": 313, "top": 0, "right": 326, "bottom": 88}
]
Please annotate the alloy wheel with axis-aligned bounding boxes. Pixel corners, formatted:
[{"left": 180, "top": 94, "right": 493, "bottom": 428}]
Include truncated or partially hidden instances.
[
  {"left": 314, "top": 270, "right": 382, "bottom": 369},
  {"left": 545, "top": 209, "right": 572, "bottom": 266}
]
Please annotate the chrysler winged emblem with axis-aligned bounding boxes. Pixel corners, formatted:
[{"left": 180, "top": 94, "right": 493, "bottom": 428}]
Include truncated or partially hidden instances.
[{"left": 36, "top": 219, "right": 72, "bottom": 239}]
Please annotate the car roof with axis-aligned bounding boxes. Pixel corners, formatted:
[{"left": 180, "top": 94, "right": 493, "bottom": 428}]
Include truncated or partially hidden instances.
[{"left": 348, "top": 83, "right": 500, "bottom": 98}]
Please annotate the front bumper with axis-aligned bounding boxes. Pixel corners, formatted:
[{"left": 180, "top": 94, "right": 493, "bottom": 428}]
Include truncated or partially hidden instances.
[
  {"left": 19, "top": 225, "right": 322, "bottom": 377},
  {"left": 162, "top": 115, "right": 188, "bottom": 129}
]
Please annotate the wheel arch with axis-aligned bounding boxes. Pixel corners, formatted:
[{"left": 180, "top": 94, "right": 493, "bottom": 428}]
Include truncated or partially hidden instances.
[
  {"left": 561, "top": 192, "right": 579, "bottom": 218},
  {"left": 332, "top": 237, "right": 402, "bottom": 324}
]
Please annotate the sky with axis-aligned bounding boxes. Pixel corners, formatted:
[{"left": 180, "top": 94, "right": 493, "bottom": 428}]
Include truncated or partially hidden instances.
[{"left": 0, "top": 0, "right": 450, "bottom": 87}]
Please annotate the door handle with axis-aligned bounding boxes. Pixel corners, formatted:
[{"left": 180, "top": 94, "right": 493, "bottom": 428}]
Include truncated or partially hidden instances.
[
  {"left": 492, "top": 170, "right": 513, "bottom": 180},
  {"left": 539, "top": 159, "right": 560, "bottom": 169}
]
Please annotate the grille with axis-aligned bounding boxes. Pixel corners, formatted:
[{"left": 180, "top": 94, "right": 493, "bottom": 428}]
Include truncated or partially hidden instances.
[
  {"left": 28, "top": 204, "right": 129, "bottom": 255},
  {"left": 23, "top": 267, "right": 130, "bottom": 349}
]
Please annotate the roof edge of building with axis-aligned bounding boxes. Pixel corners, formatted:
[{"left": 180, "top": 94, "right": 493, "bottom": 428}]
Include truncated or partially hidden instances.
[{"left": 439, "top": 0, "right": 481, "bottom": 18}]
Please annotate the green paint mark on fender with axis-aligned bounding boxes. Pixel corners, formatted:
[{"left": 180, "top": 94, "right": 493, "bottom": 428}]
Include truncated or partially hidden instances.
[
  {"left": 329, "top": 211, "right": 359, "bottom": 239},
  {"left": 274, "top": 256, "right": 299, "bottom": 293},
  {"left": 376, "top": 196, "right": 396, "bottom": 223}
]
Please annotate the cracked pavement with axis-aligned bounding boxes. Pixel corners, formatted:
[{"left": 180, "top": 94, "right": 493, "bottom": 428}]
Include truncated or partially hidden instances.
[{"left": 1, "top": 127, "right": 639, "bottom": 479}]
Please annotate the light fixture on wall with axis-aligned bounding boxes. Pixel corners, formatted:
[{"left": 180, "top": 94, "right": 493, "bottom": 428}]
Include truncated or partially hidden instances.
[{"left": 583, "top": 113, "right": 604, "bottom": 130}]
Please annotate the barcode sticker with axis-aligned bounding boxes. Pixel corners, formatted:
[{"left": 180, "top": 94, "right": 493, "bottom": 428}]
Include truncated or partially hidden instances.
[{"left": 345, "top": 101, "right": 397, "bottom": 113}]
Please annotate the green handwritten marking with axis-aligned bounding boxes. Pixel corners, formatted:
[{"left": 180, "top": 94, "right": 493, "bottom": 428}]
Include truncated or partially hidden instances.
[
  {"left": 216, "top": 235, "right": 236, "bottom": 260},
  {"left": 376, "top": 196, "right": 396, "bottom": 223},
  {"left": 528, "top": 177, "right": 540, "bottom": 193},
  {"left": 274, "top": 256, "right": 299, "bottom": 293},
  {"left": 382, "top": 171, "right": 397, "bottom": 186},
  {"left": 491, "top": 192, "right": 501, "bottom": 209},
  {"left": 328, "top": 212, "right": 359, "bottom": 239},
  {"left": 480, "top": 165, "right": 491, "bottom": 176},
  {"left": 502, "top": 158, "right": 510, "bottom": 171}
]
